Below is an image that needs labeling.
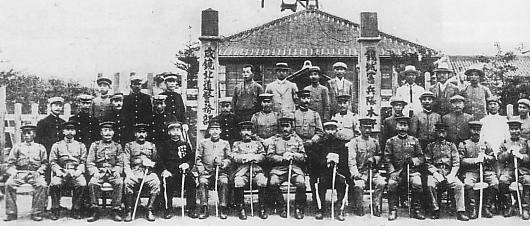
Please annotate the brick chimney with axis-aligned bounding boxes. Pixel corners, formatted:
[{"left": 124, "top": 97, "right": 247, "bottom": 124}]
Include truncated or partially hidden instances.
[
  {"left": 360, "top": 12, "right": 379, "bottom": 38},
  {"left": 201, "top": 8, "right": 218, "bottom": 37}
]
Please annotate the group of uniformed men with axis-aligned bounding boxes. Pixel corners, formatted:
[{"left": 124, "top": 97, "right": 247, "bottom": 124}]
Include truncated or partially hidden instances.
[{"left": 4, "top": 61, "right": 530, "bottom": 223}]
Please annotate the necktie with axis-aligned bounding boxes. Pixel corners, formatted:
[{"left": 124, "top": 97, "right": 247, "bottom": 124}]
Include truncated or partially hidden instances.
[{"left": 409, "top": 85, "right": 413, "bottom": 103}]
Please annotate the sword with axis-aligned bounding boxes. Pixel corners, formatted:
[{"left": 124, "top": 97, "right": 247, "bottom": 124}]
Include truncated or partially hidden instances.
[
  {"left": 132, "top": 168, "right": 148, "bottom": 220},
  {"left": 215, "top": 165, "right": 219, "bottom": 217},
  {"left": 250, "top": 162, "right": 254, "bottom": 217},
  {"left": 163, "top": 176, "right": 168, "bottom": 210},
  {"left": 315, "top": 178, "right": 322, "bottom": 210}
]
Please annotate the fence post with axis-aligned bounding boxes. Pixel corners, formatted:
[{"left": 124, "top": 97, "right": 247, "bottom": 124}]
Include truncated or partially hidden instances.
[
  {"left": 63, "top": 103, "right": 71, "bottom": 121},
  {"left": 147, "top": 73, "right": 154, "bottom": 96},
  {"left": 31, "top": 103, "right": 39, "bottom": 125},
  {"left": 14, "top": 103, "right": 22, "bottom": 144},
  {"left": 0, "top": 86, "right": 6, "bottom": 167},
  {"left": 114, "top": 73, "right": 120, "bottom": 93},
  {"left": 507, "top": 104, "right": 514, "bottom": 119}
]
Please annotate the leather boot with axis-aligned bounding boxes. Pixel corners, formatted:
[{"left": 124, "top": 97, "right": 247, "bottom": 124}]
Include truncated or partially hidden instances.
[
  {"left": 336, "top": 209, "right": 345, "bottom": 221},
  {"left": 467, "top": 189, "right": 477, "bottom": 219},
  {"left": 315, "top": 208, "right": 323, "bottom": 220},
  {"left": 198, "top": 206, "right": 209, "bottom": 219},
  {"left": 113, "top": 209, "right": 123, "bottom": 222},
  {"left": 483, "top": 188, "right": 494, "bottom": 218},
  {"left": 87, "top": 208, "right": 99, "bottom": 222},
  {"left": 146, "top": 194, "right": 157, "bottom": 221},
  {"left": 411, "top": 209, "right": 426, "bottom": 220},
  {"left": 30, "top": 213, "right": 43, "bottom": 221},
  {"left": 163, "top": 208, "right": 172, "bottom": 219},
  {"left": 124, "top": 194, "right": 133, "bottom": 222},
  {"left": 187, "top": 207, "right": 199, "bottom": 218},
  {"left": 411, "top": 193, "right": 425, "bottom": 220},
  {"left": 258, "top": 205, "right": 268, "bottom": 219},
  {"left": 373, "top": 206, "right": 381, "bottom": 217},
  {"left": 388, "top": 209, "right": 398, "bottom": 221},
  {"left": 4, "top": 214, "right": 17, "bottom": 222},
  {"left": 431, "top": 210, "right": 440, "bottom": 219},
  {"left": 523, "top": 208, "right": 530, "bottom": 220},
  {"left": 238, "top": 205, "right": 247, "bottom": 220},
  {"left": 219, "top": 206, "right": 228, "bottom": 219},
  {"left": 258, "top": 188, "right": 268, "bottom": 219},
  {"left": 457, "top": 211, "right": 469, "bottom": 221},
  {"left": 294, "top": 208, "right": 303, "bottom": 219},
  {"left": 51, "top": 208, "right": 60, "bottom": 221},
  {"left": 72, "top": 209, "right": 81, "bottom": 219},
  {"left": 279, "top": 208, "right": 287, "bottom": 218}
]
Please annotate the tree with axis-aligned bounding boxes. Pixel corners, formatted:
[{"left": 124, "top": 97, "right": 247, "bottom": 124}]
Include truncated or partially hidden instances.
[{"left": 175, "top": 41, "right": 200, "bottom": 89}]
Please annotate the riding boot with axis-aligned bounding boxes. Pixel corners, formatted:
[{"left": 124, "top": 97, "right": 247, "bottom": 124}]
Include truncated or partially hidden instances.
[
  {"left": 124, "top": 194, "right": 133, "bottom": 222},
  {"left": 258, "top": 188, "right": 268, "bottom": 219},
  {"left": 146, "top": 193, "right": 157, "bottom": 221}
]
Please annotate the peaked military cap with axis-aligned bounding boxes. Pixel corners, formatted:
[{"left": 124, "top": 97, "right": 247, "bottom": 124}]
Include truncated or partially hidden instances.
[
  {"left": 153, "top": 94, "right": 167, "bottom": 102},
  {"left": 507, "top": 120, "right": 522, "bottom": 128},
  {"left": 323, "top": 120, "right": 339, "bottom": 128},
  {"left": 434, "top": 123, "right": 448, "bottom": 131},
  {"left": 337, "top": 94, "right": 351, "bottom": 102},
  {"left": 97, "top": 77, "right": 112, "bottom": 85},
  {"left": 100, "top": 121, "right": 116, "bottom": 129},
  {"left": 21, "top": 123, "right": 37, "bottom": 131},
  {"left": 279, "top": 117, "right": 294, "bottom": 126},
  {"left": 390, "top": 96, "right": 408, "bottom": 106},
  {"left": 297, "top": 90, "right": 311, "bottom": 98},
  {"left": 134, "top": 123, "right": 148, "bottom": 132},
  {"left": 110, "top": 92, "right": 124, "bottom": 101},
  {"left": 450, "top": 95, "right": 465, "bottom": 103},
  {"left": 48, "top": 97, "right": 64, "bottom": 104},
  {"left": 468, "top": 121, "right": 482, "bottom": 129},
  {"left": 518, "top": 99, "right": 530, "bottom": 108},
  {"left": 259, "top": 93, "right": 274, "bottom": 101},
  {"left": 238, "top": 121, "right": 253, "bottom": 129},
  {"left": 62, "top": 120, "right": 79, "bottom": 130},
  {"left": 332, "top": 62, "right": 347, "bottom": 70},
  {"left": 359, "top": 118, "right": 376, "bottom": 127},
  {"left": 419, "top": 91, "right": 435, "bottom": 100},
  {"left": 395, "top": 116, "right": 411, "bottom": 124},
  {"left": 219, "top": 97, "right": 232, "bottom": 103}
]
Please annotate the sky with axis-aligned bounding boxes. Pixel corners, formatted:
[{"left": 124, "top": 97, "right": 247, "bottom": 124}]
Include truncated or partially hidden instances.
[{"left": 0, "top": 0, "right": 529, "bottom": 84}]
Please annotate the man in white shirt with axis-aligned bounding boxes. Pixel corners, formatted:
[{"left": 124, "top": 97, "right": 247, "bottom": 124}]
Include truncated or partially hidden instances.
[
  {"left": 479, "top": 96, "right": 509, "bottom": 155},
  {"left": 396, "top": 65, "right": 425, "bottom": 116}
]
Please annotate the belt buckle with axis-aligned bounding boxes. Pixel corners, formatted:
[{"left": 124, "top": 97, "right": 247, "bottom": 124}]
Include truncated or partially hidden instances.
[{"left": 65, "top": 162, "right": 75, "bottom": 170}]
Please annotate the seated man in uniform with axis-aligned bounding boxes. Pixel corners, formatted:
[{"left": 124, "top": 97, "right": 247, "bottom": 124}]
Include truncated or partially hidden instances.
[
  {"left": 49, "top": 121, "right": 88, "bottom": 220},
  {"left": 123, "top": 124, "right": 160, "bottom": 222},
  {"left": 4, "top": 124, "right": 48, "bottom": 222},
  {"left": 424, "top": 123, "right": 468, "bottom": 221},
  {"left": 195, "top": 120, "right": 231, "bottom": 219},
  {"left": 266, "top": 117, "right": 307, "bottom": 219},
  {"left": 347, "top": 118, "right": 386, "bottom": 217},
  {"left": 231, "top": 121, "right": 268, "bottom": 219},
  {"left": 86, "top": 121, "right": 125, "bottom": 222}
]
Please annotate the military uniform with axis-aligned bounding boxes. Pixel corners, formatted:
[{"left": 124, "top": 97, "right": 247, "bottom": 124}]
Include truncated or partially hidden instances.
[
  {"left": 92, "top": 77, "right": 113, "bottom": 119},
  {"left": 266, "top": 122, "right": 307, "bottom": 219},
  {"left": 424, "top": 132, "right": 467, "bottom": 220},
  {"left": 49, "top": 132, "right": 88, "bottom": 219},
  {"left": 459, "top": 122, "right": 498, "bottom": 219},
  {"left": 332, "top": 111, "right": 358, "bottom": 141},
  {"left": 102, "top": 93, "right": 126, "bottom": 144},
  {"left": 497, "top": 121, "right": 530, "bottom": 218},
  {"left": 149, "top": 95, "right": 177, "bottom": 146},
  {"left": 157, "top": 129, "right": 197, "bottom": 218},
  {"left": 251, "top": 111, "right": 279, "bottom": 141},
  {"left": 195, "top": 135, "right": 231, "bottom": 219},
  {"left": 443, "top": 111, "right": 473, "bottom": 145},
  {"left": 122, "top": 90, "right": 153, "bottom": 143},
  {"left": 347, "top": 129, "right": 386, "bottom": 217},
  {"left": 36, "top": 112, "right": 65, "bottom": 155},
  {"left": 159, "top": 91, "right": 187, "bottom": 123},
  {"left": 70, "top": 112, "right": 100, "bottom": 149},
  {"left": 328, "top": 62, "right": 355, "bottom": 114},
  {"left": 230, "top": 123, "right": 268, "bottom": 219},
  {"left": 86, "top": 138, "right": 124, "bottom": 219},
  {"left": 384, "top": 116, "right": 425, "bottom": 220},
  {"left": 304, "top": 83, "right": 331, "bottom": 121},
  {"left": 123, "top": 137, "right": 160, "bottom": 221},
  {"left": 410, "top": 109, "right": 441, "bottom": 150},
  {"left": 4, "top": 132, "right": 48, "bottom": 221},
  {"left": 212, "top": 112, "right": 240, "bottom": 144},
  {"left": 293, "top": 90, "right": 323, "bottom": 145}
]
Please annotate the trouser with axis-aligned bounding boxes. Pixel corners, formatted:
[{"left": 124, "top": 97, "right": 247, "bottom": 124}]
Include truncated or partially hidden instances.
[
  {"left": 49, "top": 174, "right": 87, "bottom": 210},
  {"left": 88, "top": 173, "right": 123, "bottom": 210},
  {"left": 163, "top": 172, "right": 196, "bottom": 210},
  {"left": 352, "top": 172, "right": 387, "bottom": 209},
  {"left": 233, "top": 166, "right": 268, "bottom": 207},
  {"left": 124, "top": 171, "right": 160, "bottom": 211},
  {"left": 5, "top": 172, "right": 48, "bottom": 215},
  {"left": 269, "top": 171, "right": 306, "bottom": 209},
  {"left": 426, "top": 174, "right": 465, "bottom": 212},
  {"left": 309, "top": 170, "right": 347, "bottom": 210},
  {"left": 464, "top": 170, "right": 499, "bottom": 210},
  {"left": 198, "top": 172, "right": 229, "bottom": 207},
  {"left": 387, "top": 171, "right": 423, "bottom": 211}
]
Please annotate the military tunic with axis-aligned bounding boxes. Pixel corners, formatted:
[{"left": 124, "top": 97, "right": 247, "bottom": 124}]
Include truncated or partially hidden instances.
[
  {"left": 332, "top": 111, "right": 359, "bottom": 141},
  {"left": 5, "top": 142, "right": 48, "bottom": 215},
  {"left": 49, "top": 139, "right": 87, "bottom": 210},
  {"left": 159, "top": 91, "right": 187, "bottom": 124},
  {"left": 86, "top": 140, "right": 124, "bottom": 209},
  {"left": 92, "top": 96, "right": 112, "bottom": 120},
  {"left": 36, "top": 114, "right": 65, "bottom": 155},
  {"left": 230, "top": 140, "right": 267, "bottom": 187},
  {"left": 294, "top": 108, "right": 323, "bottom": 141},
  {"left": 459, "top": 140, "right": 498, "bottom": 189},
  {"left": 442, "top": 112, "right": 473, "bottom": 145},
  {"left": 123, "top": 141, "right": 160, "bottom": 195},
  {"left": 212, "top": 113, "right": 240, "bottom": 144},
  {"left": 425, "top": 140, "right": 465, "bottom": 212},
  {"left": 196, "top": 138, "right": 231, "bottom": 206},
  {"left": 103, "top": 109, "right": 126, "bottom": 145},
  {"left": 410, "top": 110, "right": 441, "bottom": 150},
  {"left": 328, "top": 77, "right": 355, "bottom": 114},
  {"left": 497, "top": 138, "right": 530, "bottom": 187},
  {"left": 122, "top": 92, "right": 153, "bottom": 143},
  {"left": 149, "top": 111, "right": 177, "bottom": 146},
  {"left": 250, "top": 111, "right": 279, "bottom": 141},
  {"left": 304, "top": 84, "right": 331, "bottom": 121},
  {"left": 70, "top": 112, "right": 100, "bottom": 149},
  {"left": 513, "top": 115, "right": 530, "bottom": 140}
]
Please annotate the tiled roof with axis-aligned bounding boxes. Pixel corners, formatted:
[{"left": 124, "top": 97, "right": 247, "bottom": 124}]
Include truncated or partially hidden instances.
[
  {"left": 219, "top": 9, "right": 438, "bottom": 58},
  {"left": 450, "top": 55, "right": 530, "bottom": 77}
]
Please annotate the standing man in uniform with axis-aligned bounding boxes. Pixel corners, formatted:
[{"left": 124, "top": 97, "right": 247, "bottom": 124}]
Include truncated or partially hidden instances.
[
  {"left": 331, "top": 94, "right": 359, "bottom": 142},
  {"left": 310, "top": 120, "right": 349, "bottom": 220},
  {"left": 250, "top": 93, "right": 279, "bottom": 143},
  {"left": 396, "top": 65, "right": 425, "bottom": 116},
  {"left": 123, "top": 124, "right": 160, "bottom": 222},
  {"left": 443, "top": 95, "right": 473, "bottom": 146},
  {"left": 497, "top": 120, "right": 530, "bottom": 219},
  {"left": 159, "top": 73, "right": 187, "bottom": 126},
  {"left": 103, "top": 93, "right": 126, "bottom": 145},
  {"left": 4, "top": 124, "right": 48, "bottom": 222},
  {"left": 70, "top": 94, "right": 100, "bottom": 150},
  {"left": 294, "top": 90, "right": 323, "bottom": 158},
  {"left": 267, "top": 117, "right": 307, "bottom": 219},
  {"left": 157, "top": 121, "right": 198, "bottom": 219},
  {"left": 328, "top": 62, "right": 355, "bottom": 115},
  {"left": 213, "top": 97, "right": 240, "bottom": 144},
  {"left": 430, "top": 59, "right": 460, "bottom": 116},
  {"left": 459, "top": 121, "right": 498, "bottom": 219},
  {"left": 92, "top": 76, "right": 113, "bottom": 119},
  {"left": 513, "top": 98, "right": 530, "bottom": 140},
  {"left": 265, "top": 63, "right": 298, "bottom": 116},
  {"left": 347, "top": 118, "right": 386, "bottom": 217},
  {"left": 424, "top": 123, "right": 469, "bottom": 221},
  {"left": 384, "top": 116, "right": 426, "bottom": 220},
  {"left": 86, "top": 121, "right": 125, "bottom": 222},
  {"left": 36, "top": 97, "right": 65, "bottom": 156},
  {"left": 461, "top": 65, "right": 492, "bottom": 121},
  {"left": 304, "top": 66, "right": 330, "bottom": 121},
  {"left": 410, "top": 91, "right": 441, "bottom": 150},
  {"left": 232, "top": 64, "right": 264, "bottom": 121},
  {"left": 382, "top": 97, "right": 408, "bottom": 147},
  {"left": 48, "top": 121, "right": 88, "bottom": 220},
  {"left": 149, "top": 94, "right": 177, "bottom": 147},
  {"left": 122, "top": 74, "right": 152, "bottom": 143},
  {"left": 195, "top": 120, "right": 231, "bottom": 219},
  {"left": 230, "top": 121, "right": 268, "bottom": 219}
]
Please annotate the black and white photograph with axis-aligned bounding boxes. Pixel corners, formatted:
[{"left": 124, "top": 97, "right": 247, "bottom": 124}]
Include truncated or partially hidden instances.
[{"left": 1, "top": 0, "right": 530, "bottom": 225}]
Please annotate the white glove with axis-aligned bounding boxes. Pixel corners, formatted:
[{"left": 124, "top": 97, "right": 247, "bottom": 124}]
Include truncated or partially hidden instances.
[
  {"left": 162, "top": 169, "right": 172, "bottom": 178},
  {"left": 326, "top": 153, "right": 340, "bottom": 164},
  {"left": 179, "top": 163, "right": 190, "bottom": 172}
]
